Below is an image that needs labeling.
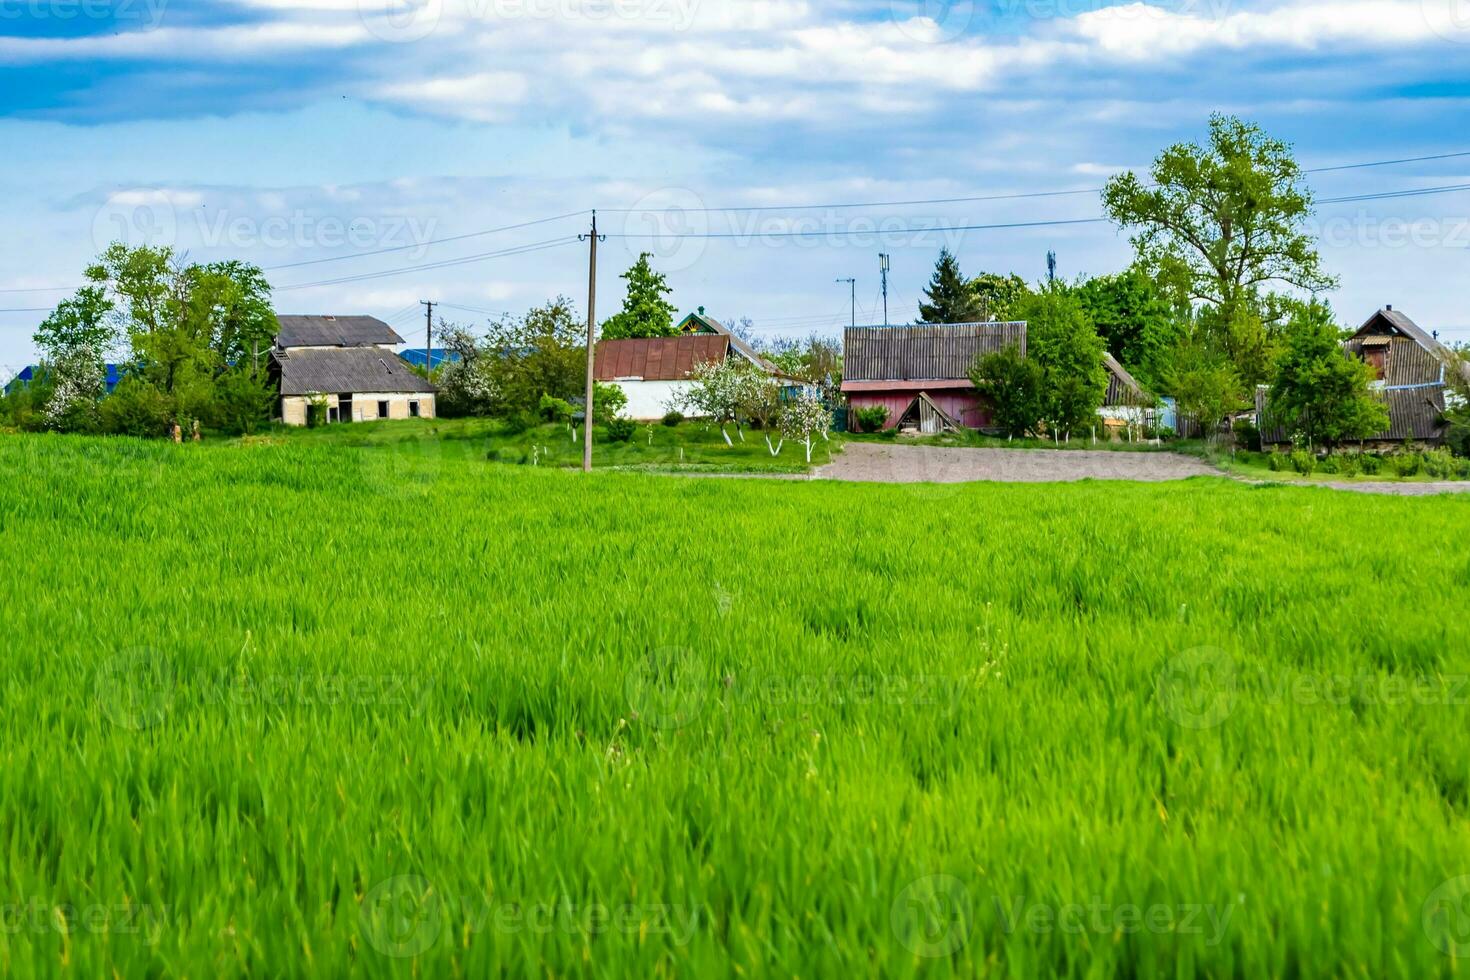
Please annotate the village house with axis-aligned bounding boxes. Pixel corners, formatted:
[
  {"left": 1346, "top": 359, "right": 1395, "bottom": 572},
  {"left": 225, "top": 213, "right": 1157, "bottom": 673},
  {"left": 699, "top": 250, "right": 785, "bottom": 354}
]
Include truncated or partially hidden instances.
[
  {"left": 842, "top": 321, "right": 1151, "bottom": 434},
  {"left": 1258, "top": 306, "right": 1460, "bottom": 449},
  {"left": 594, "top": 310, "right": 789, "bottom": 420},
  {"left": 271, "top": 315, "right": 437, "bottom": 426}
]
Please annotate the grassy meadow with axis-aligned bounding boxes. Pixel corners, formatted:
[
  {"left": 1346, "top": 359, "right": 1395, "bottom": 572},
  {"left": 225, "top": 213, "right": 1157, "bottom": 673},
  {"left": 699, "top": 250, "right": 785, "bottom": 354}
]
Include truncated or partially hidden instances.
[{"left": 2, "top": 430, "right": 1470, "bottom": 977}]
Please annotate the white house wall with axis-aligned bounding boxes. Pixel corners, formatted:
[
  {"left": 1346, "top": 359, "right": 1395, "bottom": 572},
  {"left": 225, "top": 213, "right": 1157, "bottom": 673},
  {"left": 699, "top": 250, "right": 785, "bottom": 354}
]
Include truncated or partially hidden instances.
[{"left": 610, "top": 380, "right": 694, "bottom": 420}]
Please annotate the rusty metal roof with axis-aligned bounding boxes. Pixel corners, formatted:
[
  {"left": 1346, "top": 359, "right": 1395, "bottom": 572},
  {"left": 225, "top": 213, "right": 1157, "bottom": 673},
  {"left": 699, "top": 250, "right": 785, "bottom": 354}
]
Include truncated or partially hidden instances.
[{"left": 594, "top": 335, "right": 730, "bottom": 382}]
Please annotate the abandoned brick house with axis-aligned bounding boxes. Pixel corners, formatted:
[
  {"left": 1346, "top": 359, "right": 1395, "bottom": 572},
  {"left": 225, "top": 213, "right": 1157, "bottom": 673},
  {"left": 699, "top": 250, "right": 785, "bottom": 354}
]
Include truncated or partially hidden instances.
[{"left": 270, "top": 315, "right": 437, "bottom": 426}]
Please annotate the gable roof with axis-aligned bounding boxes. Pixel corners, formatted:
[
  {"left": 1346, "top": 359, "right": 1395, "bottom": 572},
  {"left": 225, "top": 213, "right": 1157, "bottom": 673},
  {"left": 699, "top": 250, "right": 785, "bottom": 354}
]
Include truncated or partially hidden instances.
[
  {"left": 595, "top": 335, "right": 730, "bottom": 381},
  {"left": 843, "top": 322, "right": 1028, "bottom": 385},
  {"left": 1102, "top": 352, "right": 1147, "bottom": 406},
  {"left": 275, "top": 346, "right": 436, "bottom": 396},
  {"left": 1352, "top": 307, "right": 1446, "bottom": 355},
  {"left": 276, "top": 315, "right": 404, "bottom": 349},
  {"left": 677, "top": 311, "right": 776, "bottom": 371}
]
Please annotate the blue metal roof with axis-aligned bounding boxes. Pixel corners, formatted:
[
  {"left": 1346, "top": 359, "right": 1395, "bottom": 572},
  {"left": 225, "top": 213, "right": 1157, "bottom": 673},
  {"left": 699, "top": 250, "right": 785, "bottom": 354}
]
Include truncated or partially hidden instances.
[
  {"left": 397, "top": 349, "right": 462, "bottom": 369},
  {"left": 8, "top": 364, "right": 123, "bottom": 394}
]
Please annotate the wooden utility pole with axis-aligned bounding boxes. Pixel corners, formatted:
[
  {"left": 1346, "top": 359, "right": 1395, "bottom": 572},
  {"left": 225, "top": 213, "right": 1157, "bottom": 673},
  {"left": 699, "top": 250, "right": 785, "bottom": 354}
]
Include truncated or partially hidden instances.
[
  {"left": 579, "top": 211, "right": 605, "bottom": 473},
  {"left": 420, "top": 300, "right": 435, "bottom": 372}
]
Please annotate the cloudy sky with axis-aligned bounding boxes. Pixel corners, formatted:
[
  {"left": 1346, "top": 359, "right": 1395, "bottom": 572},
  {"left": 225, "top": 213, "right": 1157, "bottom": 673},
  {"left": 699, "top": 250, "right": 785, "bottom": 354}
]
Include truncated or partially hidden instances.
[{"left": 2, "top": 0, "right": 1469, "bottom": 372}]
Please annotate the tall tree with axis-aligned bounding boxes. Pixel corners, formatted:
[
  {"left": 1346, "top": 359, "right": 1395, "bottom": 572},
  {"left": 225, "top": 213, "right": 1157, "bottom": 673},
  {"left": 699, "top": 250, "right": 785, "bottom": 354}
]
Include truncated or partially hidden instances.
[
  {"left": 1267, "top": 300, "right": 1389, "bottom": 449},
  {"left": 600, "top": 253, "right": 677, "bottom": 339},
  {"left": 919, "top": 248, "right": 986, "bottom": 323},
  {"left": 1102, "top": 115, "right": 1334, "bottom": 313},
  {"left": 970, "top": 272, "right": 1031, "bottom": 322},
  {"left": 32, "top": 286, "right": 117, "bottom": 433},
  {"left": 485, "top": 297, "right": 586, "bottom": 413}
]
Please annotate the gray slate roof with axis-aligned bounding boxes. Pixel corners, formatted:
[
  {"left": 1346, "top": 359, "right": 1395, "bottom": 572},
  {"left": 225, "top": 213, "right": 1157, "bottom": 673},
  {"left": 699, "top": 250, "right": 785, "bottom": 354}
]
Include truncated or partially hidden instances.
[
  {"left": 844, "top": 322, "right": 1028, "bottom": 382},
  {"left": 276, "top": 315, "right": 404, "bottom": 349},
  {"left": 1354, "top": 307, "right": 1445, "bottom": 355},
  {"left": 276, "top": 347, "right": 436, "bottom": 396}
]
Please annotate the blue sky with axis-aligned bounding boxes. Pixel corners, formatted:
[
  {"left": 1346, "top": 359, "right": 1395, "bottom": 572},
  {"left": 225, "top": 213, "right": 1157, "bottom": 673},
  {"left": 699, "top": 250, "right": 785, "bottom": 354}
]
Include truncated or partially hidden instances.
[{"left": 2, "top": 0, "right": 1469, "bottom": 372}]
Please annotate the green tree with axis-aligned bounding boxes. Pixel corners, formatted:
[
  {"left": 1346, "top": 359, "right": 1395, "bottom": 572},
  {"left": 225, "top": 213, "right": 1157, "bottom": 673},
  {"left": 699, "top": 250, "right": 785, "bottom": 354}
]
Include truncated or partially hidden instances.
[
  {"left": 1267, "top": 300, "right": 1390, "bottom": 449},
  {"left": 969, "top": 343, "right": 1044, "bottom": 437},
  {"left": 192, "top": 260, "right": 277, "bottom": 369},
  {"left": 32, "top": 286, "right": 117, "bottom": 434},
  {"left": 1019, "top": 288, "right": 1108, "bottom": 437},
  {"left": 1443, "top": 347, "right": 1470, "bottom": 458},
  {"left": 486, "top": 297, "right": 585, "bottom": 414},
  {"left": 971, "top": 272, "right": 1031, "bottom": 322},
  {"left": 1072, "top": 268, "right": 1181, "bottom": 390},
  {"left": 919, "top": 248, "right": 986, "bottom": 323},
  {"left": 1102, "top": 115, "right": 1335, "bottom": 312},
  {"left": 600, "top": 253, "right": 677, "bottom": 339},
  {"left": 1167, "top": 340, "right": 1247, "bottom": 441}
]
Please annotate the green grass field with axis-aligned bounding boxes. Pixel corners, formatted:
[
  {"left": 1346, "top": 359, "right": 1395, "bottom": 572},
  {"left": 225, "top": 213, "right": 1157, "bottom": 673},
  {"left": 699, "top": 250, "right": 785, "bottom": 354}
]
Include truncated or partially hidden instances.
[{"left": 3, "top": 430, "right": 1470, "bottom": 977}]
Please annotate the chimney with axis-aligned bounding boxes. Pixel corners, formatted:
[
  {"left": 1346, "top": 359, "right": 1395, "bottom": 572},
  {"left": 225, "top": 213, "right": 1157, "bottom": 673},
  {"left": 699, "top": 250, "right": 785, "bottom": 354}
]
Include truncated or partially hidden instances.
[{"left": 1385, "top": 304, "right": 1392, "bottom": 311}]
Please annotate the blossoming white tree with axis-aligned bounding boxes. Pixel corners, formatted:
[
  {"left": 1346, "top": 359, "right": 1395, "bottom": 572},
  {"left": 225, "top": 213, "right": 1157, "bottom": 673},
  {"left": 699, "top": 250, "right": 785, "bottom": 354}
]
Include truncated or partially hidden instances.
[
  {"left": 681, "top": 359, "right": 745, "bottom": 446},
  {"left": 779, "top": 393, "right": 830, "bottom": 463},
  {"left": 739, "top": 372, "right": 785, "bottom": 456}
]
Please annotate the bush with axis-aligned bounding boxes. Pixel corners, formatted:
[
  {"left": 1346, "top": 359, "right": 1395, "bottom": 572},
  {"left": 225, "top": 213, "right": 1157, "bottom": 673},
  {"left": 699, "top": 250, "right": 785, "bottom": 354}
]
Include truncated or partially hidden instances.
[
  {"left": 1289, "top": 450, "right": 1316, "bottom": 475},
  {"left": 1390, "top": 452, "right": 1421, "bottom": 477},
  {"left": 1267, "top": 453, "right": 1287, "bottom": 472},
  {"left": 1335, "top": 453, "right": 1363, "bottom": 477},
  {"left": 538, "top": 393, "right": 574, "bottom": 424},
  {"left": 99, "top": 379, "right": 174, "bottom": 438},
  {"left": 854, "top": 406, "right": 889, "bottom": 433},
  {"left": 1233, "top": 420, "right": 1262, "bottom": 452},
  {"left": 1423, "top": 448, "right": 1457, "bottom": 479},
  {"left": 593, "top": 382, "right": 628, "bottom": 425},
  {"left": 605, "top": 417, "right": 636, "bottom": 442},
  {"left": 662, "top": 410, "right": 684, "bottom": 427},
  {"left": 1317, "top": 455, "right": 1339, "bottom": 474},
  {"left": 1359, "top": 453, "right": 1382, "bottom": 475},
  {"left": 1145, "top": 423, "right": 1176, "bottom": 441},
  {"left": 306, "top": 399, "right": 329, "bottom": 429}
]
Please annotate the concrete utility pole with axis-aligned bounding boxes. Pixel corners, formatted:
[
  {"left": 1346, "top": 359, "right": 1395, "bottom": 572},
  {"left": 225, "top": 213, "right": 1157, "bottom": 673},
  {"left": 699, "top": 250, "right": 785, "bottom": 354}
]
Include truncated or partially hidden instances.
[
  {"left": 879, "top": 254, "right": 891, "bottom": 327},
  {"left": 836, "top": 278, "right": 855, "bottom": 328},
  {"left": 420, "top": 300, "right": 435, "bottom": 372},
  {"left": 579, "top": 211, "right": 605, "bottom": 473}
]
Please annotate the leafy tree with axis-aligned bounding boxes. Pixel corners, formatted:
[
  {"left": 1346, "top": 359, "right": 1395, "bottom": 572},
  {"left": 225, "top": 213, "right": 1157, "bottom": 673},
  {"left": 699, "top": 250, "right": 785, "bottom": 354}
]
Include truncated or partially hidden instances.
[
  {"left": 99, "top": 377, "right": 174, "bottom": 438},
  {"left": 1166, "top": 340, "right": 1247, "bottom": 442},
  {"left": 971, "top": 272, "right": 1031, "bottom": 322},
  {"left": 211, "top": 365, "right": 277, "bottom": 435},
  {"left": 764, "top": 334, "right": 842, "bottom": 402},
  {"left": 484, "top": 297, "right": 585, "bottom": 414},
  {"left": 919, "top": 248, "right": 986, "bottom": 323},
  {"left": 592, "top": 382, "right": 628, "bottom": 424},
  {"left": 432, "top": 323, "right": 500, "bottom": 417},
  {"left": 1072, "top": 268, "right": 1181, "bottom": 390},
  {"left": 969, "top": 343, "right": 1044, "bottom": 437},
  {"left": 1019, "top": 288, "right": 1108, "bottom": 437},
  {"left": 1267, "top": 300, "right": 1389, "bottom": 449},
  {"left": 600, "top": 253, "right": 678, "bottom": 339},
  {"left": 1443, "top": 346, "right": 1470, "bottom": 458},
  {"left": 1102, "top": 115, "right": 1335, "bottom": 312},
  {"left": 192, "top": 260, "right": 277, "bottom": 369},
  {"left": 34, "top": 286, "right": 116, "bottom": 360},
  {"left": 736, "top": 371, "right": 785, "bottom": 455}
]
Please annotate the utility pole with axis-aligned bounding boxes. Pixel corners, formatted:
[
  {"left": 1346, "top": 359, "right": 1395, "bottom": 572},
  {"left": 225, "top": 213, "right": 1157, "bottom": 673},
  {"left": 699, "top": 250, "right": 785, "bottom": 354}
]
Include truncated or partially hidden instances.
[
  {"left": 420, "top": 300, "right": 435, "bottom": 372},
  {"left": 836, "top": 278, "right": 855, "bottom": 328},
  {"left": 579, "top": 211, "right": 605, "bottom": 473},
  {"left": 879, "top": 254, "right": 891, "bottom": 327}
]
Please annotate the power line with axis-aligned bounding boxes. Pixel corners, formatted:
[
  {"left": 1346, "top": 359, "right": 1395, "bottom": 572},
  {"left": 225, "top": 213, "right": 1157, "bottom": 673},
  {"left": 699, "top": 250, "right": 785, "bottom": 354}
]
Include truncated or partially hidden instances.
[
  {"left": 599, "top": 150, "right": 1470, "bottom": 216},
  {"left": 270, "top": 237, "right": 580, "bottom": 292},
  {"left": 260, "top": 210, "right": 589, "bottom": 272}
]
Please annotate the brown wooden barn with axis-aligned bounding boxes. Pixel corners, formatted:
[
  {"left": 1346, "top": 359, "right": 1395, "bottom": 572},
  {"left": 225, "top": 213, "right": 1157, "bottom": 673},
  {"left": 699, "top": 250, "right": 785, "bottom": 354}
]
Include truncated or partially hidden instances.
[{"left": 1258, "top": 306, "right": 1458, "bottom": 448}]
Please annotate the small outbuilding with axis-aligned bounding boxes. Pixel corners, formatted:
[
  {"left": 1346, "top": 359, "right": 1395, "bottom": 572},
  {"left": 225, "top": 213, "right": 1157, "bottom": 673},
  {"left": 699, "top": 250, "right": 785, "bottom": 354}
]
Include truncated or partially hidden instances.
[
  {"left": 841, "top": 321, "right": 1028, "bottom": 431},
  {"left": 271, "top": 315, "right": 437, "bottom": 426}
]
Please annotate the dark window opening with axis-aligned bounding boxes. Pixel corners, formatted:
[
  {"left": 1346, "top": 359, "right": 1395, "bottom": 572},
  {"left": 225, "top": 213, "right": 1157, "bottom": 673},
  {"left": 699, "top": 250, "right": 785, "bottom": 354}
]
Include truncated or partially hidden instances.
[
  {"left": 339, "top": 395, "right": 353, "bottom": 423},
  {"left": 378, "top": 400, "right": 390, "bottom": 419},
  {"left": 409, "top": 401, "right": 420, "bottom": 418},
  {"left": 328, "top": 406, "right": 339, "bottom": 424}
]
